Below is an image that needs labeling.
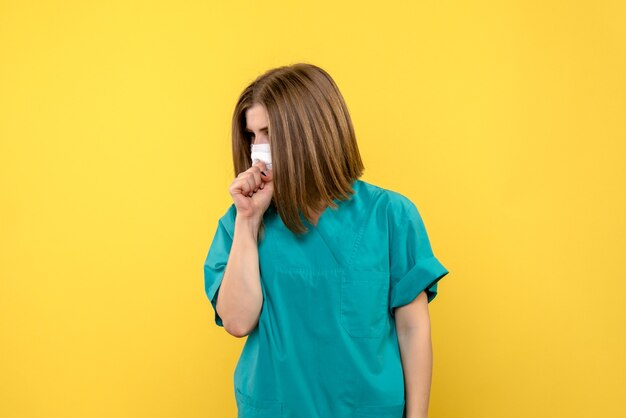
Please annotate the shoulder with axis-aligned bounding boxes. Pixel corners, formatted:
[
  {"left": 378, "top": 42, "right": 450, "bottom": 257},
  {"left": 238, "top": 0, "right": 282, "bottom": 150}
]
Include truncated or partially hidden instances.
[{"left": 356, "top": 179, "right": 420, "bottom": 219}]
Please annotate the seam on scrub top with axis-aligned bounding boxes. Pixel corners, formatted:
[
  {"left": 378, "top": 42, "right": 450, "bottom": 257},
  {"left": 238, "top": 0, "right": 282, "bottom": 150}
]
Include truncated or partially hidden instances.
[{"left": 346, "top": 187, "right": 384, "bottom": 270}]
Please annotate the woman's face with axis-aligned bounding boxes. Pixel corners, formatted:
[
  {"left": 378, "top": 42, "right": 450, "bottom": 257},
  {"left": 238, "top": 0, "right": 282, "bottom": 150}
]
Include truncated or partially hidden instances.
[{"left": 245, "top": 103, "right": 270, "bottom": 145}]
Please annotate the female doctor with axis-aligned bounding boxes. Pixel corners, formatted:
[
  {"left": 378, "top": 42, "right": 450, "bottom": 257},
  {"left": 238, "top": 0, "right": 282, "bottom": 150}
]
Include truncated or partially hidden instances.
[{"left": 203, "top": 63, "right": 449, "bottom": 418}]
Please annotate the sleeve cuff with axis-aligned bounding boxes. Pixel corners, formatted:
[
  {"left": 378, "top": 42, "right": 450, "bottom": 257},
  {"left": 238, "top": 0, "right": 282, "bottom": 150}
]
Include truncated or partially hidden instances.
[
  {"left": 204, "top": 267, "right": 225, "bottom": 327},
  {"left": 389, "top": 256, "right": 449, "bottom": 317}
]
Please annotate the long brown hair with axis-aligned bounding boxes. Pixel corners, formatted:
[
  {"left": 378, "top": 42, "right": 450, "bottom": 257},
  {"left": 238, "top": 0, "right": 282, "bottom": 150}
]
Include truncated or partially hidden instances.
[{"left": 231, "top": 63, "right": 364, "bottom": 237}]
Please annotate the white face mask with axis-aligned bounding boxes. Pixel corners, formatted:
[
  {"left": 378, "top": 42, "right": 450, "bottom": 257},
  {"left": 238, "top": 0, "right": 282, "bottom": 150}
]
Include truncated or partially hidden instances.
[{"left": 250, "top": 143, "right": 272, "bottom": 170}]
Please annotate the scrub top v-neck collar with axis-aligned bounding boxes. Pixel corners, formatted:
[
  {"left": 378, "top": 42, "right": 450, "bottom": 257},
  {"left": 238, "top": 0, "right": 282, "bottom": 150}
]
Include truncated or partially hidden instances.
[
  {"left": 272, "top": 179, "right": 363, "bottom": 271},
  {"left": 301, "top": 206, "right": 341, "bottom": 266},
  {"left": 300, "top": 180, "right": 360, "bottom": 240},
  {"left": 301, "top": 196, "right": 339, "bottom": 232}
]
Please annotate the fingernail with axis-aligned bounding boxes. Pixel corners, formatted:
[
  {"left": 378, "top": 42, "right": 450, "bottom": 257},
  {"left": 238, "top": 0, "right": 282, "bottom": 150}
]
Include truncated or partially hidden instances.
[{"left": 261, "top": 171, "right": 267, "bottom": 176}]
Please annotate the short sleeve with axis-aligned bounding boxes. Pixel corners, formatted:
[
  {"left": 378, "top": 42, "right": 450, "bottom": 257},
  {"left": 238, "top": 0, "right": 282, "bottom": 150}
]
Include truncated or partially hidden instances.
[
  {"left": 388, "top": 196, "right": 449, "bottom": 317},
  {"left": 203, "top": 204, "right": 237, "bottom": 327}
]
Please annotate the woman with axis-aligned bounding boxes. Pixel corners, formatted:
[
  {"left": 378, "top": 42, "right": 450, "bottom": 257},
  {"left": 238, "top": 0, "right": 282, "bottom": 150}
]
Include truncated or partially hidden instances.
[{"left": 203, "top": 63, "right": 449, "bottom": 418}]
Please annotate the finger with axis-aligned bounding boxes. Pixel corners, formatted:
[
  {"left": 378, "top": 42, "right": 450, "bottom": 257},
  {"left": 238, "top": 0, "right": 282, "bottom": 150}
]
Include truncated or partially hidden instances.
[
  {"left": 252, "top": 161, "right": 268, "bottom": 173},
  {"left": 232, "top": 177, "right": 252, "bottom": 196},
  {"left": 244, "top": 175, "right": 256, "bottom": 197},
  {"left": 253, "top": 161, "right": 272, "bottom": 179},
  {"left": 260, "top": 166, "right": 273, "bottom": 181},
  {"left": 248, "top": 166, "right": 262, "bottom": 188}
]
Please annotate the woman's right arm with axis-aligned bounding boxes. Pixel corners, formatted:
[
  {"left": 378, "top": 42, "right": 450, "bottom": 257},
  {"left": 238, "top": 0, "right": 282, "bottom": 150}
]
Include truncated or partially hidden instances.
[
  {"left": 216, "top": 161, "right": 273, "bottom": 337},
  {"left": 217, "top": 215, "right": 263, "bottom": 337}
]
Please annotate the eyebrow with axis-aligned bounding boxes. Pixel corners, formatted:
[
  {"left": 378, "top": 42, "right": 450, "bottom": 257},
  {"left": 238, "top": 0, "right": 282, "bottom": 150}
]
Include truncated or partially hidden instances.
[{"left": 244, "top": 126, "right": 268, "bottom": 132}]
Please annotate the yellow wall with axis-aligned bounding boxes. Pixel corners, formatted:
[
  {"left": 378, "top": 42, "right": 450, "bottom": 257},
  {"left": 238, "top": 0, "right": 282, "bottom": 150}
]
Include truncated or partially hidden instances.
[{"left": 1, "top": 1, "right": 625, "bottom": 417}]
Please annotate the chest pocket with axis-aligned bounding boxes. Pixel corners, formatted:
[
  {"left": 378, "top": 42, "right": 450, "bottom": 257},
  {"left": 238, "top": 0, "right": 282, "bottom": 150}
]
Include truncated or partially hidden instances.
[{"left": 339, "top": 270, "right": 390, "bottom": 338}]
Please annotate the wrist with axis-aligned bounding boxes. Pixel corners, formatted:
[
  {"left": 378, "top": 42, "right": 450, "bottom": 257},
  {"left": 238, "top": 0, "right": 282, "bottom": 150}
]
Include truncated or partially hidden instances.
[{"left": 235, "top": 215, "right": 261, "bottom": 238}]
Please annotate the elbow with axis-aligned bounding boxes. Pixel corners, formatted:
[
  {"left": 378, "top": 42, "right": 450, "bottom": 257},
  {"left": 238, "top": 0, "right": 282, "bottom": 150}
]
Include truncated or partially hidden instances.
[
  {"left": 223, "top": 319, "right": 248, "bottom": 338},
  {"left": 218, "top": 305, "right": 258, "bottom": 338},
  {"left": 223, "top": 319, "right": 256, "bottom": 338},
  {"left": 215, "top": 292, "right": 261, "bottom": 338}
]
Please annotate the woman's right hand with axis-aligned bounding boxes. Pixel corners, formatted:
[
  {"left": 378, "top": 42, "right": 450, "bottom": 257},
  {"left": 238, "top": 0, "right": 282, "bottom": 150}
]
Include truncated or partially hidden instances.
[{"left": 229, "top": 161, "right": 274, "bottom": 221}]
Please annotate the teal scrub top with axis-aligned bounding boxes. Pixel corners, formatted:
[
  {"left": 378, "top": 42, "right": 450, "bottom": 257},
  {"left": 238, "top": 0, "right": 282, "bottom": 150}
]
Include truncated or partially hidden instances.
[{"left": 203, "top": 179, "right": 449, "bottom": 418}]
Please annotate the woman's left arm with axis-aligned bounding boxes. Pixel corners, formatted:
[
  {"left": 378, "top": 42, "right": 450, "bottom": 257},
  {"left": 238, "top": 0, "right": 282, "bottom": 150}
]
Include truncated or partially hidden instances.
[{"left": 395, "top": 290, "right": 432, "bottom": 418}]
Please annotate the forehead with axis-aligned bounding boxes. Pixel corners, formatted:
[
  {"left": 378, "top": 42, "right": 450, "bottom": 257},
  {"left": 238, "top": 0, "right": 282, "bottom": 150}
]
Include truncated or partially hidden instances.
[{"left": 245, "top": 103, "right": 269, "bottom": 129}]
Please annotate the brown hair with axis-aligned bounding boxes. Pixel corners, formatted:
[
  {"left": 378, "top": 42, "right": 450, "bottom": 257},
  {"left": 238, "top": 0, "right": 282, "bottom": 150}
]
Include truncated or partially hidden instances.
[{"left": 231, "top": 63, "right": 364, "bottom": 237}]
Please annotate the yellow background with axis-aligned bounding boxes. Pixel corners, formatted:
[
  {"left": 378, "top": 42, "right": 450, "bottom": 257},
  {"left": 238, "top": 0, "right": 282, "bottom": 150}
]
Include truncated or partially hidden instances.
[{"left": 1, "top": 1, "right": 625, "bottom": 417}]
